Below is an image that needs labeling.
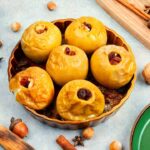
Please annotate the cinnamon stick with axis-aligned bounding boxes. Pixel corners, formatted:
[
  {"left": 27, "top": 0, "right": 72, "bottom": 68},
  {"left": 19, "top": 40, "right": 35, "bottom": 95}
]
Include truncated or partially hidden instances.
[
  {"left": 116, "top": 0, "right": 150, "bottom": 21},
  {"left": 56, "top": 135, "right": 77, "bottom": 150}
]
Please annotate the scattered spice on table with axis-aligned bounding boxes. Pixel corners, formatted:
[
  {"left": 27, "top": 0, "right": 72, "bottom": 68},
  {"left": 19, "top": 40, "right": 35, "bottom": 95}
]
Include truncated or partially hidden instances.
[
  {"left": 72, "top": 136, "right": 84, "bottom": 147},
  {"left": 142, "top": 62, "right": 150, "bottom": 84}
]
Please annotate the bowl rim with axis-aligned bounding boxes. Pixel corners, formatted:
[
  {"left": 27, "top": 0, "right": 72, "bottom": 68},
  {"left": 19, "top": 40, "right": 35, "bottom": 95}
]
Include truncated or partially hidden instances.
[
  {"left": 8, "top": 18, "right": 137, "bottom": 125},
  {"left": 130, "top": 104, "right": 150, "bottom": 150}
]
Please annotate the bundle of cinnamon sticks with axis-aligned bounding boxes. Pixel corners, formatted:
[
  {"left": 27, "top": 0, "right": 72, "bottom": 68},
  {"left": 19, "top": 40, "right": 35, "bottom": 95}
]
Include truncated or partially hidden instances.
[{"left": 116, "top": 0, "right": 150, "bottom": 21}]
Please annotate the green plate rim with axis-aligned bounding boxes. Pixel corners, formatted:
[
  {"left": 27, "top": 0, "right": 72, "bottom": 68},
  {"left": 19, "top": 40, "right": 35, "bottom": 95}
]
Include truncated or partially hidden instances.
[{"left": 130, "top": 104, "right": 150, "bottom": 150}]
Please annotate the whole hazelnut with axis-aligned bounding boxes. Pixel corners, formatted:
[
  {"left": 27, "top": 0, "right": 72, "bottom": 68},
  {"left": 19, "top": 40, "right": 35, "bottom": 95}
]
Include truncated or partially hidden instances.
[
  {"left": 147, "top": 20, "right": 150, "bottom": 29},
  {"left": 109, "top": 140, "right": 122, "bottom": 150},
  {"left": 9, "top": 117, "right": 28, "bottom": 138},
  {"left": 142, "top": 63, "right": 150, "bottom": 84},
  {"left": 47, "top": 1, "right": 57, "bottom": 11},
  {"left": 0, "top": 40, "right": 3, "bottom": 48},
  {"left": 82, "top": 127, "right": 94, "bottom": 139},
  {"left": 11, "top": 22, "right": 21, "bottom": 32}
]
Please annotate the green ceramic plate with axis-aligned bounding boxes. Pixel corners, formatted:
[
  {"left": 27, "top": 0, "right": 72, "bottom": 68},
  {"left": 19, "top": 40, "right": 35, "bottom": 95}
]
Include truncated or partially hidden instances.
[{"left": 131, "top": 105, "right": 150, "bottom": 150}]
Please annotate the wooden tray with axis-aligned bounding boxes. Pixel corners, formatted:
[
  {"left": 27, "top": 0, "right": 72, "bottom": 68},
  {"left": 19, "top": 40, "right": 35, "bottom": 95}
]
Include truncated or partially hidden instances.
[
  {"left": 96, "top": 0, "right": 150, "bottom": 50},
  {"left": 8, "top": 18, "right": 136, "bottom": 129}
]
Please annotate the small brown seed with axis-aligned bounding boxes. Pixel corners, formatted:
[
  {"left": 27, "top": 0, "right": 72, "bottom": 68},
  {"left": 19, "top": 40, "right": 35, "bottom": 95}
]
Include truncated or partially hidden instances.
[
  {"left": 47, "top": 1, "right": 57, "bottom": 11},
  {"left": 109, "top": 140, "right": 122, "bottom": 150},
  {"left": 142, "top": 63, "right": 150, "bottom": 84},
  {"left": 11, "top": 22, "right": 21, "bottom": 32},
  {"left": 82, "top": 127, "right": 94, "bottom": 139}
]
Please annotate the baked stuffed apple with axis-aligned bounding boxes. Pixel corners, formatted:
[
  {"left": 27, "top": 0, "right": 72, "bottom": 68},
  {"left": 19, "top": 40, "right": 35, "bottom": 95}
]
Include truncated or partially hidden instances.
[
  {"left": 65, "top": 16, "right": 107, "bottom": 53},
  {"left": 46, "top": 45, "right": 88, "bottom": 85},
  {"left": 56, "top": 80, "right": 105, "bottom": 121},
  {"left": 91, "top": 45, "right": 136, "bottom": 89},
  {"left": 21, "top": 21, "right": 62, "bottom": 63},
  {"left": 9, "top": 67, "right": 54, "bottom": 110}
]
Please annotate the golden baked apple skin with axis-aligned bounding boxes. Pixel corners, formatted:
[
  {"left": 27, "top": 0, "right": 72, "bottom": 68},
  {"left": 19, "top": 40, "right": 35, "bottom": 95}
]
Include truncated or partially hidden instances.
[
  {"left": 56, "top": 80, "right": 105, "bottom": 121},
  {"left": 65, "top": 16, "right": 107, "bottom": 53},
  {"left": 46, "top": 45, "right": 88, "bottom": 85},
  {"left": 21, "top": 21, "right": 62, "bottom": 63},
  {"left": 91, "top": 45, "right": 136, "bottom": 89},
  {"left": 9, "top": 67, "right": 54, "bottom": 110}
]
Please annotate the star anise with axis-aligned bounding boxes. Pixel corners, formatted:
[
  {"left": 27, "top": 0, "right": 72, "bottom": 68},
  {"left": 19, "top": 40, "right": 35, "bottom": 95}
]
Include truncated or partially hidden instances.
[{"left": 72, "top": 136, "right": 84, "bottom": 147}]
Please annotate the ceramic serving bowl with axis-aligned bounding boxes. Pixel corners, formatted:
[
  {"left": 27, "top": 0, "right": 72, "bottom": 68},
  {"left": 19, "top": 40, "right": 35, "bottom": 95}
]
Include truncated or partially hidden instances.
[
  {"left": 8, "top": 18, "right": 136, "bottom": 129},
  {"left": 130, "top": 104, "right": 150, "bottom": 150}
]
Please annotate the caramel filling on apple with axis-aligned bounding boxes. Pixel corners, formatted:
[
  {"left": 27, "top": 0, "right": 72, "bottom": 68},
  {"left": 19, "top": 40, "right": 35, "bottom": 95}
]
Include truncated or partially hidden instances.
[
  {"left": 65, "top": 47, "right": 76, "bottom": 56},
  {"left": 20, "top": 76, "right": 30, "bottom": 88},
  {"left": 35, "top": 24, "right": 48, "bottom": 34},
  {"left": 20, "top": 77, "right": 33, "bottom": 88},
  {"left": 83, "top": 22, "right": 92, "bottom": 31},
  {"left": 77, "top": 88, "right": 92, "bottom": 100},
  {"left": 108, "top": 52, "right": 121, "bottom": 65}
]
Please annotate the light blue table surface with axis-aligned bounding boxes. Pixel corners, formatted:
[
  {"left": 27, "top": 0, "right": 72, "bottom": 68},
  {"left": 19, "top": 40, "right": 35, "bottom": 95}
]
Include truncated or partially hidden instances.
[{"left": 0, "top": 0, "right": 150, "bottom": 150}]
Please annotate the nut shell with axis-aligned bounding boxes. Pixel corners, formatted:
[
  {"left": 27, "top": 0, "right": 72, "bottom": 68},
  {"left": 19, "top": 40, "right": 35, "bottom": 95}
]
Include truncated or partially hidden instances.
[
  {"left": 109, "top": 140, "right": 122, "bottom": 150},
  {"left": 82, "top": 127, "right": 94, "bottom": 139},
  {"left": 142, "top": 63, "right": 150, "bottom": 84},
  {"left": 12, "top": 122, "right": 28, "bottom": 138},
  {"left": 47, "top": 1, "right": 57, "bottom": 10},
  {"left": 11, "top": 22, "right": 21, "bottom": 32}
]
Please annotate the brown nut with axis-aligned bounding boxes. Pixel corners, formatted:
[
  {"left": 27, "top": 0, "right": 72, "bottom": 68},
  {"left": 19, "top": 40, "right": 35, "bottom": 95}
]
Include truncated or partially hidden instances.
[
  {"left": 142, "top": 63, "right": 150, "bottom": 84},
  {"left": 147, "top": 20, "right": 150, "bottom": 29},
  {"left": 0, "top": 40, "right": 3, "bottom": 48},
  {"left": 47, "top": 1, "right": 57, "bottom": 11},
  {"left": 109, "top": 140, "right": 122, "bottom": 150},
  {"left": 11, "top": 22, "right": 21, "bottom": 32},
  {"left": 9, "top": 117, "right": 28, "bottom": 138},
  {"left": 82, "top": 127, "right": 94, "bottom": 139}
]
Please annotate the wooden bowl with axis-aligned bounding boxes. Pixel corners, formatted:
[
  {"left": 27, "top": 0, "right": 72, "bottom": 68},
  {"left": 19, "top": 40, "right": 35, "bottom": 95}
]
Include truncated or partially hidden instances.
[{"left": 8, "top": 18, "right": 136, "bottom": 129}]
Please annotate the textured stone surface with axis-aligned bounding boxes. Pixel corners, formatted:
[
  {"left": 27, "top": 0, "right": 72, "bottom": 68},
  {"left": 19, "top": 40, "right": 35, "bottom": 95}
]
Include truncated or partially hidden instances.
[{"left": 0, "top": 0, "right": 150, "bottom": 149}]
